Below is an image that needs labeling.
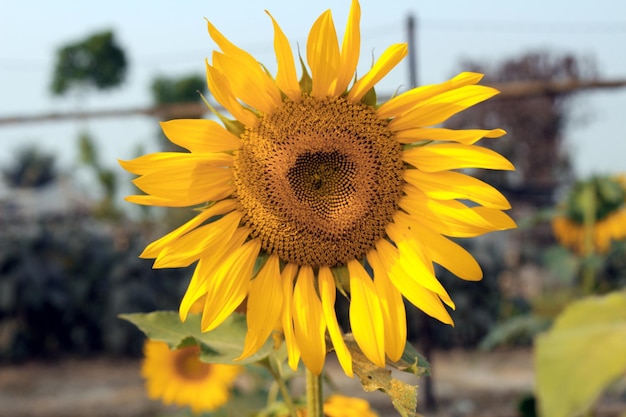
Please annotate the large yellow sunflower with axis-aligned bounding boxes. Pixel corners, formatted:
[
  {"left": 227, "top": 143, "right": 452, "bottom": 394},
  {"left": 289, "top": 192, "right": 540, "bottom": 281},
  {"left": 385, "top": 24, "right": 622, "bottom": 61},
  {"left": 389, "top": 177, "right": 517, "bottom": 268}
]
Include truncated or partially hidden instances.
[
  {"left": 121, "top": 0, "right": 515, "bottom": 376},
  {"left": 141, "top": 340, "right": 241, "bottom": 414},
  {"left": 553, "top": 175, "right": 626, "bottom": 254}
]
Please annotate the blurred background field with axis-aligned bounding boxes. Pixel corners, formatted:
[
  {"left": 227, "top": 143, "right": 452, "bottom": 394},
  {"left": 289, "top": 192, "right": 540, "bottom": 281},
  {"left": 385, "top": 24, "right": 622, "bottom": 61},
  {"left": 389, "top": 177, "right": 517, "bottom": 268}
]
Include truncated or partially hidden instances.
[{"left": 1, "top": 1, "right": 626, "bottom": 416}]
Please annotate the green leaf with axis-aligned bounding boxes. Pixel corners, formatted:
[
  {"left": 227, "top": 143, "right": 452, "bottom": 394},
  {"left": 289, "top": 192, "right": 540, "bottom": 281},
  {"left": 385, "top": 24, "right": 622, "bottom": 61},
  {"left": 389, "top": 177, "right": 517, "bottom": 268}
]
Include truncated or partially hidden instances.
[
  {"left": 345, "top": 336, "right": 423, "bottom": 417},
  {"left": 535, "top": 291, "right": 626, "bottom": 417},
  {"left": 360, "top": 86, "right": 377, "bottom": 107},
  {"left": 479, "top": 314, "right": 552, "bottom": 350},
  {"left": 120, "top": 311, "right": 274, "bottom": 365}
]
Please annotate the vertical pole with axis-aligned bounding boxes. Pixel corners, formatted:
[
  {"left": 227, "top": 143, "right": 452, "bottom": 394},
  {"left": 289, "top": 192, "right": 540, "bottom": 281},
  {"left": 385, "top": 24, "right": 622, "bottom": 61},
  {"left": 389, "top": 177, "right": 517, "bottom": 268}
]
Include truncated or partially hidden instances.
[{"left": 407, "top": 15, "right": 418, "bottom": 88}]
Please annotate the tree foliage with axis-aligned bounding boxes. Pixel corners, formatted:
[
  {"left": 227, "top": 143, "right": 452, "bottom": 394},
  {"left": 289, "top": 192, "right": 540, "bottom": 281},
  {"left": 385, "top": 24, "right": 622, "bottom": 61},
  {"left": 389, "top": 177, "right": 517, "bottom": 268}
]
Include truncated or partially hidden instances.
[
  {"left": 151, "top": 74, "right": 205, "bottom": 105},
  {"left": 50, "top": 30, "right": 127, "bottom": 95},
  {"left": 2, "top": 146, "right": 57, "bottom": 188}
]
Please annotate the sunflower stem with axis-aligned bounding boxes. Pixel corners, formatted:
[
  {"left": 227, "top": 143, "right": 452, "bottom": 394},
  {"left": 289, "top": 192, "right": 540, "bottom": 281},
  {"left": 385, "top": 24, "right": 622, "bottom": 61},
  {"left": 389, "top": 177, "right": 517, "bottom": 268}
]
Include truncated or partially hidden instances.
[
  {"left": 306, "top": 369, "right": 323, "bottom": 417},
  {"left": 266, "top": 360, "right": 298, "bottom": 417}
]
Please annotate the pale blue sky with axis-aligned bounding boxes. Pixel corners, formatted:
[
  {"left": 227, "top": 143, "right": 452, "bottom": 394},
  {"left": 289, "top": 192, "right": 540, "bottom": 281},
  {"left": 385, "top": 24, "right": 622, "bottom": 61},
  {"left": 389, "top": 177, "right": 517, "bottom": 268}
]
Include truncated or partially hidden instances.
[{"left": 1, "top": 0, "right": 625, "bottom": 181}]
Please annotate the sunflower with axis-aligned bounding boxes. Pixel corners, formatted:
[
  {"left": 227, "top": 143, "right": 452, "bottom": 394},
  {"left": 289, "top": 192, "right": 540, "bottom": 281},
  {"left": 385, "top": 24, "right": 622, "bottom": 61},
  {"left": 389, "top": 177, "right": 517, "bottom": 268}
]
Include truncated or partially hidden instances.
[
  {"left": 553, "top": 175, "right": 626, "bottom": 254},
  {"left": 121, "top": 0, "right": 515, "bottom": 376},
  {"left": 141, "top": 339, "right": 242, "bottom": 414}
]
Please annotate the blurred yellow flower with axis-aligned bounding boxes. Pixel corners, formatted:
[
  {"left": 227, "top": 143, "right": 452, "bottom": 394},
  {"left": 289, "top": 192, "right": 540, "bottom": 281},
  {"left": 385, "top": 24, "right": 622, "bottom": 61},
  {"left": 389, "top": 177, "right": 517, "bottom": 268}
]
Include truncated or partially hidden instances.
[
  {"left": 323, "top": 395, "right": 378, "bottom": 417},
  {"left": 122, "top": 0, "right": 514, "bottom": 376},
  {"left": 141, "top": 340, "right": 241, "bottom": 414},
  {"left": 553, "top": 175, "right": 626, "bottom": 254}
]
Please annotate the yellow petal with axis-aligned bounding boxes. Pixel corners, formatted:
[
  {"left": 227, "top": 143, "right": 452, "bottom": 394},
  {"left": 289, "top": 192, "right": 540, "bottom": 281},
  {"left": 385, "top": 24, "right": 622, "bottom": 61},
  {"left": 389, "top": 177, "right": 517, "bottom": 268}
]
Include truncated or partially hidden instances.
[
  {"left": 141, "top": 199, "right": 238, "bottom": 259},
  {"left": 385, "top": 223, "right": 454, "bottom": 307},
  {"left": 239, "top": 254, "right": 283, "bottom": 360},
  {"left": 153, "top": 210, "right": 242, "bottom": 268},
  {"left": 377, "top": 72, "right": 484, "bottom": 119},
  {"left": 393, "top": 213, "right": 483, "bottom": 281},
  {"left": 292, "top": 265, "right": 326, "bottom": 375},
  {"left": 404, "top": 169, "right": 511, "bottom": 209},
  {"left": 347, "top": 259, "right": 386, "bottom": 368},
  {"left": 212, "top": 51, "right": 282, "bottom": 114},
  {"left": 266, "top": 11, "right": 301, "bottom": 101},
  {"left": 132, "top": 164, "right": 234, "bottom": 205},
  {"left": 399, "top": 189, "right": 515, "bottom": 237},
  {"left": 388, "top": 85, "right": 499, "bottom": 131},
  {"left": 318, "top": 266, "right": 353, "bottom": 377},
  {"left": 307, "top": 10, "right": 340, "bottom": 98},
  {"left": 179, "top": 227, "right": 250, "bottom": 321},
  {"left": 375, "top": 239, "right": 453, "bottom": 325},
  {"left": 119, "top": 152, "right": 233, "bottom": 175},
  {"left": 394, "top": 127, "right": 506, "bottom": 145},
  {"left": 280, "top": 263, "right": 301, "bottom": 370},
  {"left": 160, "top": 119, "right": 241, "bottom": 153},
  {"left": 201, "top": 239, "right": 261, "bottom": 332},
  {"left": 367, "top": 249, "right": 406, "bottom": 362},
  {"left": 333, "top": 0, "right": 361, "bottom": 95},
  {"left": 205, "top": 61, "right": 259, "bottom": 127},
  {"left": 402, "top": 143, "right": 514, "bottom": 172},
  {"left": 348, "top": 43, "right": 407, "bottom": 102}
]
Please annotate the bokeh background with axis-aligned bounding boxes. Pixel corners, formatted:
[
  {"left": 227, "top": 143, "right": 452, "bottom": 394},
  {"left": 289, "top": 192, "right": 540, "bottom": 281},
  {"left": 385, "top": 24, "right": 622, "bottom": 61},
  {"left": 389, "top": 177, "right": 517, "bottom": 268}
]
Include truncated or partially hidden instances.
[{"left": 1, "top": 1, "right": 625, "bottom": 416}]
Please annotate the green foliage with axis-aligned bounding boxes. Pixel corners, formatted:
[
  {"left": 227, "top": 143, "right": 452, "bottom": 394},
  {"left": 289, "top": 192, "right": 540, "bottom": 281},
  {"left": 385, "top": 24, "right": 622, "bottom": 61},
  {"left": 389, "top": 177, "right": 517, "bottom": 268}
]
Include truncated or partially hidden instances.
[
  {"left": 151, "top": 74, "right": 206, "bottom": 104},
  {"left": 2, "top": 146, "right": 57, "bottom": 188},
  {"left": 535, "top": 291, "right": 626, "bottom": 417},
  {"left": 479, "top": 314, "right": 551, "bottom": 350},
  {"left": 120, "top": 311, "right": 275, "bottom": 365},
  {"left": 51, "top": 30, "right": 127, "bottom": 95},
  {"left": 0, "top": 216, "right": 189, "bottom": 361}
]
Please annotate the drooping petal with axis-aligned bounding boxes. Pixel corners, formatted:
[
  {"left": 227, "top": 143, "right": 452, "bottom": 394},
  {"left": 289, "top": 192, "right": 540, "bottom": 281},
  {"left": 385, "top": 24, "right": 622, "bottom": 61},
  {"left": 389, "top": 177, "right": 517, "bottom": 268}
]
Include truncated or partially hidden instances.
[
  {"left": 140, "top": 199, "right": 238, "bottom": 259},
  {"left": 366, "top": 249, "right": 406, "bottom": 361},
  {"left": 347, "top": 43, "right": 408, "bottom": 102},
  {"left": 280, "top": 263, "right": 301, "bottom": 370},
  {"left": 179, "top": 227, "right": 250, "bottom": 321},
  {"left": 239, "top": 254, "right": 283, "bottom": 360},
  {"left": 266, "top": 11, "right": 301, "bottom": 101},
  {"left": 404, "top": 169, "right": 511, "bottom": 209},
  {"left": 160, "top": 119, "right": 241, "bottom": 153},
  {"left": 402, "top": 143, "right": 515, "bottom": 172},
  {"left": 393, "top": 212, "right": 483, "bottom": 281},
  {"left": 377, "top": 72, "right": 484, "bottom": 119},
  {"left": 375, "top": 239, "right": 453, "bottom": 325},
  {"left": 394, "top": 127, "right": 506, "bottom": 145},
  {"left": 388, "top": 85, "right": 500, "bottom": 131},
  {"left": 347, "top": 259, "right": 386, "bottom": 368},
  {"left": 292, "top": 266, "right": 326, "bottom": 375},
  {"left": 307, "top": 10, "right": 340, "bottom": 98},
  {"left": 318, "top": 266, "right": 353, "bottom": 377},
  {"left": 201, "top": 239, "right": 262, "bottom": 332},
  {"left": 333, "top": 0, "right": 361, "bottom": 95},
  {"left": 385, "top": 222, "right": 455, "bottom": 307}
]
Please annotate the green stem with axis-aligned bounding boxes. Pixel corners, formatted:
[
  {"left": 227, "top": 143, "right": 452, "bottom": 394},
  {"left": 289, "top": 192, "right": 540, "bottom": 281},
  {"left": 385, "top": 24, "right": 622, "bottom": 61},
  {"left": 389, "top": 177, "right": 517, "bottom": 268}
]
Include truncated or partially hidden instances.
[
  {"left": 306, "top": 369, "right": 323, "bottom": 417},
  {"left": 581, "top": 183, "right": 597, "bottom": 295},
  {"left": 267, "top": 362, "right": 298, "bottom": 417}
]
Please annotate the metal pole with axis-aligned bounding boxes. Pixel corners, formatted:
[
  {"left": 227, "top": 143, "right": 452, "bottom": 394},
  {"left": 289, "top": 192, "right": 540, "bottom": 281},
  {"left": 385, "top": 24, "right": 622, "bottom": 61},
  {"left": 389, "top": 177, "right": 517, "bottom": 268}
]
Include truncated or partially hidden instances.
[{"left": 407, "top": 14, "right": 418, "bottom": 88}]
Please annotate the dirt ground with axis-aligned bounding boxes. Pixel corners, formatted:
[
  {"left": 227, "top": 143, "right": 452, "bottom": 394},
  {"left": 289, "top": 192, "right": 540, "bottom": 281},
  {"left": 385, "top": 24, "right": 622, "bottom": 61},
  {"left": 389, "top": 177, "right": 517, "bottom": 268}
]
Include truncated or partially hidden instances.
[{"left": 0, "top": 349, "right": 623, "bottom": 417}]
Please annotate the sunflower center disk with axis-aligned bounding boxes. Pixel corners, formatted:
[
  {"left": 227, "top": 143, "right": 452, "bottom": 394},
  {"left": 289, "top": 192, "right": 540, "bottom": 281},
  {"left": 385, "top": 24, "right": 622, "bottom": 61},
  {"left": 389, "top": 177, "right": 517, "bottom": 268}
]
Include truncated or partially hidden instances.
[
  {"left": 174, "top": 346, "right": 212, "bottom": 380},
  {"left": 234, "top": 96, "right": 404, "bottom": 267}
]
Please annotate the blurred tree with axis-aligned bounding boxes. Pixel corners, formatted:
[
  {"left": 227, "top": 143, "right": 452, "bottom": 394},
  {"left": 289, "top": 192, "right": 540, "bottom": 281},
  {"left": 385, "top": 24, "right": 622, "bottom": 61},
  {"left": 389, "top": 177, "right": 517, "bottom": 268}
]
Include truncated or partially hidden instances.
[
  {"left": 150, "top": 73, "right": 206, "bottom": 152},
  {"left": 78, "top": 130, "right": 120, "bottom": 219},
  {"left": 2, "top": 146, "right": 57, "bottom": 188},
  {"left": 446, "top": 51, "right": 597, "bottom": 207},
  {"left": 151, "top": 74, "right": 205, "bottom": 105},
  {"left": 50, "top": 30, "right": 127, "bottom": 95}
]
